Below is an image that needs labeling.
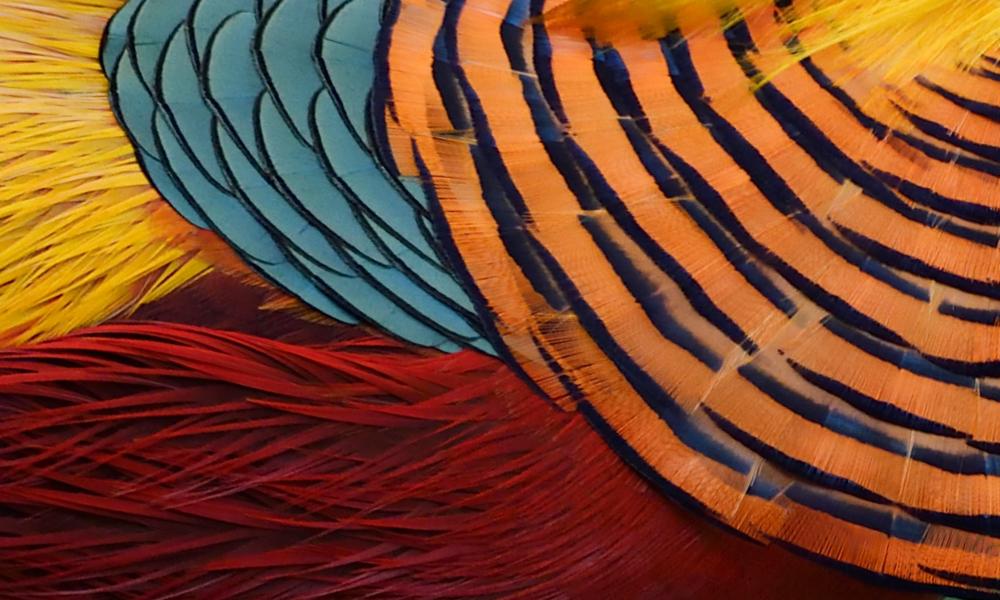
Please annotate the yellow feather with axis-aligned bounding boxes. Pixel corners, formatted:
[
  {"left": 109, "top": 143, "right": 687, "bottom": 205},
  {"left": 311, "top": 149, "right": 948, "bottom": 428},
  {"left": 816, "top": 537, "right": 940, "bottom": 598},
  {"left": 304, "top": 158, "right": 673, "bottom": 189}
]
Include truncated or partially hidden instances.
[
  {"left": 0, "top": 0, "right": 211, "bottom": 345},
  {"left": 545, "top": 0, "right": 1000, "bottom": 83}
]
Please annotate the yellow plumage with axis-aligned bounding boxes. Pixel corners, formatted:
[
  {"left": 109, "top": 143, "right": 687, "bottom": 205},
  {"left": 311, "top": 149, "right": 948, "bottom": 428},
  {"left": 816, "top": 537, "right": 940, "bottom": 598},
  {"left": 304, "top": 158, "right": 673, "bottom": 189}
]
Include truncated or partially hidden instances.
[
  {"left": 546, "top": 0, "right": 1000, "bottom": 83},
  {"left": 0, "top": 0, "right": 210, "bottom": 344}
]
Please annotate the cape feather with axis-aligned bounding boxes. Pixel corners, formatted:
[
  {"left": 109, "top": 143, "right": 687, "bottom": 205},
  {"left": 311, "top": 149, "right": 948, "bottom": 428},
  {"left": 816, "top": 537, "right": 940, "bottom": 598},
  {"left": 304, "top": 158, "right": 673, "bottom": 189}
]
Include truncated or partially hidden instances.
[{"left": 545, "top": 0, "right": 1000, "bottom": 82}]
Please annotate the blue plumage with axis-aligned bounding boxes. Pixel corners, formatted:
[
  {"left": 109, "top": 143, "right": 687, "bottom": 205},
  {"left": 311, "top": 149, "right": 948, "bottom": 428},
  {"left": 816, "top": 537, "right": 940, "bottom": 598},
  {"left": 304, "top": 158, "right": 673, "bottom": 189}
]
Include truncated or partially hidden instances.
[{"left": 102, "top": 0, "right": 491, "bottom": 352}]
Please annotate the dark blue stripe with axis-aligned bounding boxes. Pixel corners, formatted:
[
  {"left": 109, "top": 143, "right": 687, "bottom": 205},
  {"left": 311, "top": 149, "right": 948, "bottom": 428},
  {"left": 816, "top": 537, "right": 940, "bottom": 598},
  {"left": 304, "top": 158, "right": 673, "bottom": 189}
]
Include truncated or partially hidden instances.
[
  {"left": 921, "top": 568, "right": 1000, "bottom": 597},
  {"left": 435, "top": 1, "right": 568, "bottom": 312},
  {"left": 502, "top": 0, "right": 531, "bottom": 71},
  {"left": 582, "top": 215, "right": 724, "bottom": 370},
  {"left": 704, "top": 406, "right": 892, "bottom": 504},
  {"left": 410, "top": 141, "right": 549, "bottom": 387},
  {"left": 716, "top": 385, "right": 1000, "bottom": 541},
  {"left": 584, "top": 44, "right": 771, "bottom": 352},
  {"left": 909, "top": 443, "right": 998, "bottom": 477},
  {"left": 739, "top": 364, "right": 911, "bottom": 457},
  {"left": 978, "top": 67, "right": 1000, "bottom": 83},
  {"left": 918, "top": 76, "right": 1000, "bottom": 122},
  {"left": 529, "top": 0, "right": 569, "bottom": 125},
  {"left": 370, "top": 0, "right": 400, "bottom": 176},
  {"left": 795, "top": 55, "right": 888, "bottom": 138},
  {"left": 649, "top": 148, "right": 799, "bottom": 316},
  {"left": 631, "top": 26, "right": 1000, "bottom": 405},
  {"left": 503, "top": 3, "right": 729, "bottom": 369},
  {"left": 432, "top": 25, "right": 474, "bottom": 134},
  {"left": 660, "top": 31, "right": 917, "bottom": 346},
  {"left": 906, "top": 509, "right": 1000, "bottom": 538},
  {"left": 969, "top": 439, "right": 1000, "bottom": 456},
  {"left": 506, "top": 16, "right": 760, "bottom": 353},
  {"left": 873, "top": 167, "right": 1000, "bottom": 228},
  {"left": 724, "top": 20, "right": 997, "bottom": 249},
  {"left": 788, "top": 359, "right": 966, "bottom": 438},
  {"left": 939, "top": 302, "right": 1000, "bottom": 326},
  {"left": 797, "top": 52, "right": 1000, "bottom": 179},
  {"left": 578, "top": 42, "right": 798, "bottom": 319},
  {"left": 530, "top": 331, "right": 587, "bottom": 403},
  {"left": 581, "top": 43, "right": 800, "bottom": 321},
  {"left": 590, "top": 43, "right": 650, "bottom": 129},
  {"left": 894, "top": 129, "right": 1000, "bottom": 178},
  {"left": 836, "top": 224, "right": 1000, "bottom": 303},
  {"left": 784, "top": 483, "right": 928, "bottom": 543},
  {"left": 580, "top": 42, "right": 760, "bottom": 352},
  {"left": 439, "top": 0, "right": 756, "bottom": 477},
  {"left": 740, "top": 362, "right": 1000, "bottom": 481},
  {"left": 527, "top": 195, "right": 758, "bottom": 478},
  {"left": 897, "top": 105, "right": 1000, "bottom": 163},
  {"left": 824, "top": 317, "right": 1000, "bottom": 395}
]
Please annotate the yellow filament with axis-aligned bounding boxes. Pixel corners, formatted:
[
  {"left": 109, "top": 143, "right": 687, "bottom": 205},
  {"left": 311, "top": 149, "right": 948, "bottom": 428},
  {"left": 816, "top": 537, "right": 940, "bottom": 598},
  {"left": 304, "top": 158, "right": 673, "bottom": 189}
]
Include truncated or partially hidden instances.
[{"left": 0, "top": 1, "right": 212, "bottom": 345}]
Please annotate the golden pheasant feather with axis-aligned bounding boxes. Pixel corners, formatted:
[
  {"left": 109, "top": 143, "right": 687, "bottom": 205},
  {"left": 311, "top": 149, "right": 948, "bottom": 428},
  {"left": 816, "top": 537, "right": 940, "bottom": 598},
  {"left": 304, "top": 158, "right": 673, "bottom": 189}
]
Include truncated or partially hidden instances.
[{"left": 1, "top": 0, "right": 998, "bottom": 597}]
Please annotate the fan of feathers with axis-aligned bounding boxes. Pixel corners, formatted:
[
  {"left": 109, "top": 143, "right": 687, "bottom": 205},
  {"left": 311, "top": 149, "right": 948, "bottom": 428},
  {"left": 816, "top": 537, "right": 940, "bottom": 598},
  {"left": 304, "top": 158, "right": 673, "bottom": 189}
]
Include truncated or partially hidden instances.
[{"left": 1, "top": 0, "right": 998, "bottom": 598}]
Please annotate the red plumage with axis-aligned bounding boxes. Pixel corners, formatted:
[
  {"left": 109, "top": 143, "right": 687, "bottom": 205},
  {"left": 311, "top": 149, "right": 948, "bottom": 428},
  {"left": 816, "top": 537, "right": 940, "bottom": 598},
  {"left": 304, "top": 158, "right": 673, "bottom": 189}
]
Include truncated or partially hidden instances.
[{"left": 0, "top": 276, "right": 924, "bottom": 599}]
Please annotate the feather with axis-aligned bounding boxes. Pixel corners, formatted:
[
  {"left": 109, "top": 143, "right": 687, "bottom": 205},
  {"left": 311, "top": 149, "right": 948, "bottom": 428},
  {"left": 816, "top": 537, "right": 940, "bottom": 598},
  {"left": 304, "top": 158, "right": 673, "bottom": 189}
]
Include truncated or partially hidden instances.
[
  {"left": 0, "top": 1, "right": 213, "bottom": 345},
  {"left": 375, "top": 0, "right": 1000, "bottom": 594},
  {"left": 0, "top": 295, "right": 926, "bottom": 599},
  {"left": 2, "top": 0, "right": 998, "bottom": 596},
  {"left": 99, "top": 0, "right": 491, "bottom": 353},
  {"left": 545, "top": 0, "right": 1000, "bottom": 83}
]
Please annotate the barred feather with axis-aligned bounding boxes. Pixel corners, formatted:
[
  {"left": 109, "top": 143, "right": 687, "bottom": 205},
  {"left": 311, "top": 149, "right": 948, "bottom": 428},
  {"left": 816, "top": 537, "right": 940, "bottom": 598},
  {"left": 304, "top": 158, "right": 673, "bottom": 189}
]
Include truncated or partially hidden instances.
[
  {"left": 546, "top": 0, "right": 1000, "bottom": 82},
  {"left": 373, "top": 0, "right": 1000, "bottom": 595},
  {"left": 2, "top": 0, "right": 999, "bottom": 597}
]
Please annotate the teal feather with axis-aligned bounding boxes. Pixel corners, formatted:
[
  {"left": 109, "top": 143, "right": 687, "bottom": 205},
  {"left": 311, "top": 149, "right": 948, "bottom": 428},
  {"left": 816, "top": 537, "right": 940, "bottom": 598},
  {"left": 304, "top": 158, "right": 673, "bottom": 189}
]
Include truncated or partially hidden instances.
[{"left": 102, "top": 0, "right": 492, "bottom": 353}]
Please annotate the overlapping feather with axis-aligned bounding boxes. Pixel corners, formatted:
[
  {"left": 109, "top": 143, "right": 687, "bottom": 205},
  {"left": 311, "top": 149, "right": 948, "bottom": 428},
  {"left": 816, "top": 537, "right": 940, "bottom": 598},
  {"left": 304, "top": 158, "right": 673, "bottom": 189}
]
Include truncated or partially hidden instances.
[
  {"left": 0, "top": 0, "right": 995, "bottom": 597},
  {"left": 546, "top": 0, "right": 1000, "bottom": 82}
]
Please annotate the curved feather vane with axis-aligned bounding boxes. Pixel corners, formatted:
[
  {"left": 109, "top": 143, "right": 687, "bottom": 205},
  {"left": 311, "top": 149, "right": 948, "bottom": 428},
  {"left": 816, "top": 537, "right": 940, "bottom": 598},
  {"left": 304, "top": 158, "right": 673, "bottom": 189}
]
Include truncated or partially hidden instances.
[
  {"left": 6, "top": 0, "right": 998, "bottom": 596},
  {"left": 99, "top": 0, "right": 490, "bottom": 354},
  {"left": 372, "top": 1, "right": 1000, "bottom": 592}
]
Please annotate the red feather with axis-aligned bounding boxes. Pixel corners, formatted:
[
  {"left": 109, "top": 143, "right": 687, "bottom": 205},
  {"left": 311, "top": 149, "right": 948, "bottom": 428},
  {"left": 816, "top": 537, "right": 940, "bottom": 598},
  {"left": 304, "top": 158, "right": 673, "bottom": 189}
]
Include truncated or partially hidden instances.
[{"left": 0, "top": 282, "right": 927, "bottom": 598}]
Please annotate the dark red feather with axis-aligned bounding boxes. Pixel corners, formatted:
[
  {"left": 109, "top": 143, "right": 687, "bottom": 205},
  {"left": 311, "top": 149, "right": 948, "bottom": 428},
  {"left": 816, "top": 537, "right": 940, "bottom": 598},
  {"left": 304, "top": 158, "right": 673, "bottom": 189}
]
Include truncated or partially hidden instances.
[{"left": 0, "top": 293, "right": 926, "bottom": 598}]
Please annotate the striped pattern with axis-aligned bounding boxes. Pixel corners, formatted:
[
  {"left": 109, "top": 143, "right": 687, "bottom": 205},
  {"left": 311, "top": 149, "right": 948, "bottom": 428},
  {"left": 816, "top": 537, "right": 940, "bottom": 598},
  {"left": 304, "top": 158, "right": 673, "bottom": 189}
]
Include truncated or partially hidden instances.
[
  {"left": 103, "top": 0, "right": 1000, "bottom": 595},
  {"left": 377, "top": 0, "right": 1000, "bottom": 595},
  {"left": 100, "top": 0, "right": 490, "bottom": 353}
]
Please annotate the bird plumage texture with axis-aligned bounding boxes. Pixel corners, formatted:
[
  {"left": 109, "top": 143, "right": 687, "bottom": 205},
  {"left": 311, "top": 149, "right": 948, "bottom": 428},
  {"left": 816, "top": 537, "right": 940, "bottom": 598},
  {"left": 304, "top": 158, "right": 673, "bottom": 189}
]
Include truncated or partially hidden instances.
[{"left": 1, "top": 0, "right": 999, "bottom": 597}]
